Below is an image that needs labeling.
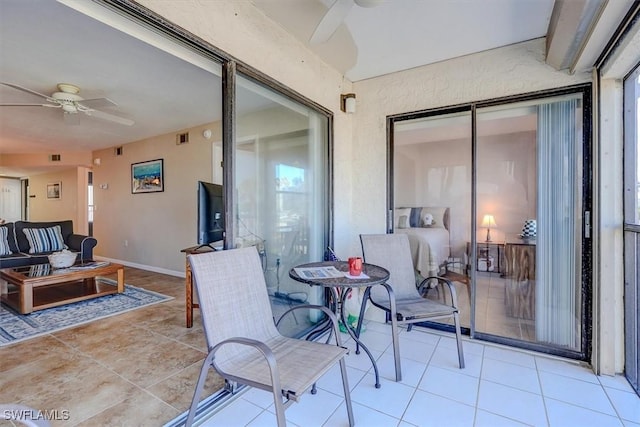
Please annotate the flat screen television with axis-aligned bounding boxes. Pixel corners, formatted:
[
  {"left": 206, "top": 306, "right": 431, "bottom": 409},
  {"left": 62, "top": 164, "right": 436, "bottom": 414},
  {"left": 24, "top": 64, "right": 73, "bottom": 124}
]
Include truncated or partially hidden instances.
[{"left": 197, "top": 181, "right": 224, "bottom": 249}]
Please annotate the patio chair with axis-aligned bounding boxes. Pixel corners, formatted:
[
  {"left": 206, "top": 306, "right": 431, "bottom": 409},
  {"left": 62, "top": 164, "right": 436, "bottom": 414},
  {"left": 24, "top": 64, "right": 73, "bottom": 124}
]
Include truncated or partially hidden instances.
[
  {"left": 185, "top": 246, "right": 354, "bottom": 427},
  {"left": 358, "top": 233, "right": 465, "bottom": 382}
]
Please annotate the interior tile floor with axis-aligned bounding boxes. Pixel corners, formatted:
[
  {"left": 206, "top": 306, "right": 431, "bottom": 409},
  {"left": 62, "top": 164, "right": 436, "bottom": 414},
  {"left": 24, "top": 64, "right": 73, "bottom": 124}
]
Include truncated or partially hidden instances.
[
  {"left": 0, "top": 267, "right": 225, "bottom": 427},
  {"left": 436, "top": 271, "right": 536, "bottom": 342},
  {"left": 1, "top": 267, "right": 639, "bottom": 427}
]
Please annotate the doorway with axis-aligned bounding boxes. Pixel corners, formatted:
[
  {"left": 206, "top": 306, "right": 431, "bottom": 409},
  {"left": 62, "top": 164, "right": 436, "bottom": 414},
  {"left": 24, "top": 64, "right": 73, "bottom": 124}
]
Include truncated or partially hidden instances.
[
  {"left": 389, "top": 85, "right": 592, "bottom": 360},
  {"left": 0, "top": 177, "right": 22, "bottom": 222}
]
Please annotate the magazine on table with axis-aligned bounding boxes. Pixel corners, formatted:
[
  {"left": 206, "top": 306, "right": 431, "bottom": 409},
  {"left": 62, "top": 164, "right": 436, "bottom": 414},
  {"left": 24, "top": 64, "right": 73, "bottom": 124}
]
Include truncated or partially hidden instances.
[
  {"left": 67, "top": 261, "right": 110, "bottom": 270},
  {"left": 293, "top": 266, "right": 344, "bottom": 279}
]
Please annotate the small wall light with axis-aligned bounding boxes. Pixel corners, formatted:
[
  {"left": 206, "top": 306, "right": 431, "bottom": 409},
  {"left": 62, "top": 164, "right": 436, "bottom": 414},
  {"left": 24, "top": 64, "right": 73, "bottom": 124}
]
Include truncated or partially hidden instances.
[
  {"left": 203, "top": 129, "right": 213, "bottom": 140},
  {"left": 93, "top": 158, "right": 101, "bottom": 166},
  {"left": 340, "top": 93, "right": 356, "bottom": 114}
]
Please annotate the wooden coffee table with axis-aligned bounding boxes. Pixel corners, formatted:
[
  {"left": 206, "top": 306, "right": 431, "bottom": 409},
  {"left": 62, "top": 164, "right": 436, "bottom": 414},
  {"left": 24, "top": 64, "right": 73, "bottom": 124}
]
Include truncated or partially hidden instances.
[{"left": 0, "top": 262, "right": 125, "bottom": 314}]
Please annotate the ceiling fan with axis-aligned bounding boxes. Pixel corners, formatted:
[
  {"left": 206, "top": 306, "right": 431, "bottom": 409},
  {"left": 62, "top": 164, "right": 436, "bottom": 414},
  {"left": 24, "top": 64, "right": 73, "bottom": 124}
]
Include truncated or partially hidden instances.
[
  {"left": 0, "top": 82, "right": 135, "bottom": 126},
  {"left": 310, "top": 0, "right": 384, "bottom": 44}
]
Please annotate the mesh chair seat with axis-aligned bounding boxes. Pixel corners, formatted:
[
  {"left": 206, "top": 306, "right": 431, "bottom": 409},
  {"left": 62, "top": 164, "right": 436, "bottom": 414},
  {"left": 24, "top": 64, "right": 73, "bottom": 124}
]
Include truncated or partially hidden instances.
[
  {"left": 216, "top": 335, "right": 348, "bottom": 401},
  {"left": 370, "top": 296, "right": 458, "bottom": 321}
]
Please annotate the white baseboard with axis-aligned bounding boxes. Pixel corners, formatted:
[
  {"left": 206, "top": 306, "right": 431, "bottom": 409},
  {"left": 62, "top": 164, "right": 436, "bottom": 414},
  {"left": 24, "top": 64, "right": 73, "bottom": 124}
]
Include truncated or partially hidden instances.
[{"left": 94, "top": 256, "right": 184, "bottom": 278}]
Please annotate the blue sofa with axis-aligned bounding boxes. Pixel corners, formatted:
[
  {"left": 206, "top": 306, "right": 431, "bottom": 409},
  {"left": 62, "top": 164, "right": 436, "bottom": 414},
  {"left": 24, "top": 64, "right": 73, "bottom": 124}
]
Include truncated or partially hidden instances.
[{"left": 0, "top": 220, "right": 97, "bottom": 269}]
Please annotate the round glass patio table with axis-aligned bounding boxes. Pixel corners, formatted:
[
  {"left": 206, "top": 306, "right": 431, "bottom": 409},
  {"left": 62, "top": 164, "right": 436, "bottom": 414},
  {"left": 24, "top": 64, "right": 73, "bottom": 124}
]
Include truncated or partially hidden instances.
[{"left": 289, "top": 261, "right": 390, "bottom": 388}]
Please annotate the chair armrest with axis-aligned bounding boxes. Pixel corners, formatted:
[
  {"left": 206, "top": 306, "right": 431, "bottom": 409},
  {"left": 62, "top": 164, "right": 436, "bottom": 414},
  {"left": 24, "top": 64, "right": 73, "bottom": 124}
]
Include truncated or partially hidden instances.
[
  {"left": 366, "top": 282, "right": 398, "bottom": 319},
  {"left": 66, "top": 234, "right": 97, "bottom": 261},
  {"left": 211, "top": 337, "right": 282, "bottom": 389},
  {"left": 419, "top": 276, "right": 460, "bottom": 308},
  {"left": 275, "top": 304, "right": 345, "bottom": 346}
]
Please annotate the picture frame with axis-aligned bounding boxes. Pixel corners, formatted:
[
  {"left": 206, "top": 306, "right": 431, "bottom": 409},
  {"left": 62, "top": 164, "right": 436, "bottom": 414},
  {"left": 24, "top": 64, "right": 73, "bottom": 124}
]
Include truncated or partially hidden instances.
[
  {"left": 131, "top": 159, "right": 164, "bottom": 194},
  {"left": 46, "top": 182, "right": 61, "bottom": 200}
]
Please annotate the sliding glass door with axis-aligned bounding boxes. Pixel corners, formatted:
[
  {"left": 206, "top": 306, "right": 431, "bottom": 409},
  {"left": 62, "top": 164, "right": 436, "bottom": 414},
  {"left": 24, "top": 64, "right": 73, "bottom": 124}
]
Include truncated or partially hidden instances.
[
  {"left": 234, "top": 73, "right": 330, "bottom": 336},
  {"left": 389, "top": 86, "right": 591, "bottom": 359},
  {"left": 476, "top": 93, "right": 587, "bottom": 356}
]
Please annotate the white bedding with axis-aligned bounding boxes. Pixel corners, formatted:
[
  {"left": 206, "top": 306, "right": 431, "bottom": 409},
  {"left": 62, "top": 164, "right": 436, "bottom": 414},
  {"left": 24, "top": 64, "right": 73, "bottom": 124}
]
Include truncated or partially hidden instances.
[{"left": 396, "top": 227, "right": 450, "bottom": 278}]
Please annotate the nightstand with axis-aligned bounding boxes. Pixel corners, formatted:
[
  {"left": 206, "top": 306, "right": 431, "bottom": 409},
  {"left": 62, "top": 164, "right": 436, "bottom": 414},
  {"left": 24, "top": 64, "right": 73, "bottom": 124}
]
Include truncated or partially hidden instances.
[
  {"left": 467, "top": 241, "right": 504, "bottom": 274},
  {"left": 504, "top": 236, "right": 536, "bottom": 320}
]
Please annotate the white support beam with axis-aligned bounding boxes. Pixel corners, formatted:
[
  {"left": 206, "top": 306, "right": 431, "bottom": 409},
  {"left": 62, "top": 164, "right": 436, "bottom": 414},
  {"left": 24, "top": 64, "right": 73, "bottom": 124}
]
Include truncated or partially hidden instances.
[{"left": 546, "top": 0, "right": 607, "bottom": 71}]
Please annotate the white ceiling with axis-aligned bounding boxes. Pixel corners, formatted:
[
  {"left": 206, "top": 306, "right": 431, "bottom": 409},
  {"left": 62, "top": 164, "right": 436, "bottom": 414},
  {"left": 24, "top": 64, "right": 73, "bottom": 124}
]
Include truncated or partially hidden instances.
[
  {"left": 0, "top": 0, "right": 222, "bottom": 156},
  {"left": 253, "top": 0, "right": 556, "bottom": 82},
  {"left": 0, "top": 0, "right": 632, "bottom": 178}
]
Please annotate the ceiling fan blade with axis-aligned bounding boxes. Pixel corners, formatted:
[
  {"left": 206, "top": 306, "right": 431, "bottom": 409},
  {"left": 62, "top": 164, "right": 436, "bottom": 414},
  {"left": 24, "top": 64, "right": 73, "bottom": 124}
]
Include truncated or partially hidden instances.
[
  {"left": 354, "top": 0, "right": 384, "bottom": 7},
  {"left": 0, "top": 82, "right": 53, "bottom": 101},
  {"left": 78, "top": 97, "right": 118, "bottom": 110},
  {"left": 84, "top": 109, "right": 134, "bottom": 126},
  {"left": 0, "top": 103, "right": 60, "bottom": 107},
  {"left": 310, "top": 0, "right": 354, "bottom": 44}
]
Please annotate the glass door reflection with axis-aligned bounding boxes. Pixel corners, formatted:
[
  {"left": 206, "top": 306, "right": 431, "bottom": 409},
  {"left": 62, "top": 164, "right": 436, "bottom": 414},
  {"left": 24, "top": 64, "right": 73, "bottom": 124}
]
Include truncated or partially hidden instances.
[
  {"left": 235, "top": 74, "right": 329, "bottom": 337},
  {"left": 393, "top": 111, "right": 473, "bottom": 329}
]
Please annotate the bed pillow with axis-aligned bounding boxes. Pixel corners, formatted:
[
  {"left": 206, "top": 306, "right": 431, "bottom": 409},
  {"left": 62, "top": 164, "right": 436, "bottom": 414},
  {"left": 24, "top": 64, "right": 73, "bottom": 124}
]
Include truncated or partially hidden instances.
[
  {"left": 394, "top": 208, "right": 411, "bottom": 228},
  {"left": 22, "top": 225, "right": 67, "bottom": 254},
  {"left": 0, "top": 226, "right": 12, "bottom": 255},
  {"left": 397, "top": 215, "right": 410, "bottom": 229},
  {"left": 420, "top": 207, "right": 448, "bottom": 229}
]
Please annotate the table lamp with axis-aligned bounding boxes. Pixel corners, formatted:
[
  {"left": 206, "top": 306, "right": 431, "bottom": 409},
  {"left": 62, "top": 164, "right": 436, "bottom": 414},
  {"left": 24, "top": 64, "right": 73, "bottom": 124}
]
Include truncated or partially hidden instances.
[{"left": 481, "top": 214, "right": 497, "bottom": 242}]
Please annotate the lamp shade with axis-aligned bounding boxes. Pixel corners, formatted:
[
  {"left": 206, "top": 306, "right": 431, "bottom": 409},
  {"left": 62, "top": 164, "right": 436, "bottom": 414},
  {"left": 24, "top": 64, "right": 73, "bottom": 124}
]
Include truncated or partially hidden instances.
[{"left": 481, "top": 214, "right": 497, "bottom": 228}]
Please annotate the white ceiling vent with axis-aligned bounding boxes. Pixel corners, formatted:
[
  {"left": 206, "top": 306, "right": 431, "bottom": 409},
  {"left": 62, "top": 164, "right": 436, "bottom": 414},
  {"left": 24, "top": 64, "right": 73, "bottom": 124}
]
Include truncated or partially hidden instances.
[
  {"left": 49, "top": 154, "right": 61, "bottom": 162},
  {"left": 176, "top": 132, "right": 189, "bottom": 145}
]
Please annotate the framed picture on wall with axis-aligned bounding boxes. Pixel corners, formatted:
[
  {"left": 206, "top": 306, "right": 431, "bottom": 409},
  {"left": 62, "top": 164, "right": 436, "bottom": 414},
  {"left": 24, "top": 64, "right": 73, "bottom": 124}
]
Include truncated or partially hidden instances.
[
  {"left": 131, "top": 159, "right": 164, "bottom": 194},
  {"left": 47, "top": 182, "right": 61, "bottom": 200}
]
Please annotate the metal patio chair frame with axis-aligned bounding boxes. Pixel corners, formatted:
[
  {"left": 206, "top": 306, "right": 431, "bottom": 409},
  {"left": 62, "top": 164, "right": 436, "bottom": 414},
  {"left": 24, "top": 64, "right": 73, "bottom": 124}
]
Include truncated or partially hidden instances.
[
  {"left": 357, "top": 233, "right": 465, "bottom": 382},
  {"left": 185, "top": 246, "right": 354, "bottom": 427}
]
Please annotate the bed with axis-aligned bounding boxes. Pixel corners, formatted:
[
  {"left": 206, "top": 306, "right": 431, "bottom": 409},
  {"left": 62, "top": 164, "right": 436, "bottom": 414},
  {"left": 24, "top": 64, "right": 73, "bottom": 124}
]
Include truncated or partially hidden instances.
[{"left": 394, "top": 206, "right": 451, "bottom": 278}]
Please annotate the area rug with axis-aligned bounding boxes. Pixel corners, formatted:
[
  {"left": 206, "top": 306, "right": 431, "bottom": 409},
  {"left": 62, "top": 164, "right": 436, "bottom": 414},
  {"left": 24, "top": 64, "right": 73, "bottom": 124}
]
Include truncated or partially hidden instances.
[{"left": 0, "top": 278, "right": 173, "bottom": 346}]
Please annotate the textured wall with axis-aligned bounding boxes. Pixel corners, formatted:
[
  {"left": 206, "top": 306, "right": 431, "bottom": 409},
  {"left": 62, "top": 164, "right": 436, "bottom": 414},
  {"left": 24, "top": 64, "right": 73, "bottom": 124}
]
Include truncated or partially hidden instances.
[{"left": 28, "top": 168, "right": 79, "bottom": 222}]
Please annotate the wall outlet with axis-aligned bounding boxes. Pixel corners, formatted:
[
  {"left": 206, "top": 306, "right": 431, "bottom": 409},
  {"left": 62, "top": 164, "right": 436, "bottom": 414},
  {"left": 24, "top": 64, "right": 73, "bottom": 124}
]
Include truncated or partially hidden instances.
[{"left": 124, "top": 240, "right": 128, "bottom": 247}]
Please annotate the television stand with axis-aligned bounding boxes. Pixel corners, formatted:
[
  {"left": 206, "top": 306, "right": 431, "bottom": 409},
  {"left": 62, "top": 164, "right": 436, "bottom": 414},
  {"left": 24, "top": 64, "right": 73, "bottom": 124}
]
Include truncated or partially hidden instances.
[
  {"left": 181, "top": 244, "right": 221, "bottom": 328},
  {"left": 191, "top": 243, "right": 221, "bottom": 252}
]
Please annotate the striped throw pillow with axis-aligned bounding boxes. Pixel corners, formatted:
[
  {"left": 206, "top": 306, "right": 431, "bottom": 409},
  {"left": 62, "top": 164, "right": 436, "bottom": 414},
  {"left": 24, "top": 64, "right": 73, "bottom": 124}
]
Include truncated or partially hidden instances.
[
  {"left": 22, "top": 226, "right": 67, "bottom": 254},
  {"left": 0, "top": 227, "right": 11, "bottom": 255}
]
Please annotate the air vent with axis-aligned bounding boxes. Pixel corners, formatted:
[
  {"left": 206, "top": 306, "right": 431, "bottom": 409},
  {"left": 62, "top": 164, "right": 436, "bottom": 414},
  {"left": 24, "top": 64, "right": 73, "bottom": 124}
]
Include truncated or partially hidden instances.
[
  {"left": 176, "top": 132, "right": 189, "bottom": 145},
  {"left": 114, "top": 146, "right": 123, "bottom": 156},
  {"left": 49, "top": 154, "right": 61, "bottom": 162}
]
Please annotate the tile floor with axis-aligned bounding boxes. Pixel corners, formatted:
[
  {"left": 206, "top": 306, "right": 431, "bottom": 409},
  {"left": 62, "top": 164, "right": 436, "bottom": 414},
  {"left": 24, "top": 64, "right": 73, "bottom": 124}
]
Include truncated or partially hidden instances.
[
  {"left": 190, "top": 322, "right": 640, "bottom": 427},
  {"left": 432, "top": 271, "right": 537, "bottom": 342},
  {"left": 0, "top": 268, "right": 225, "bottom": 427}
]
